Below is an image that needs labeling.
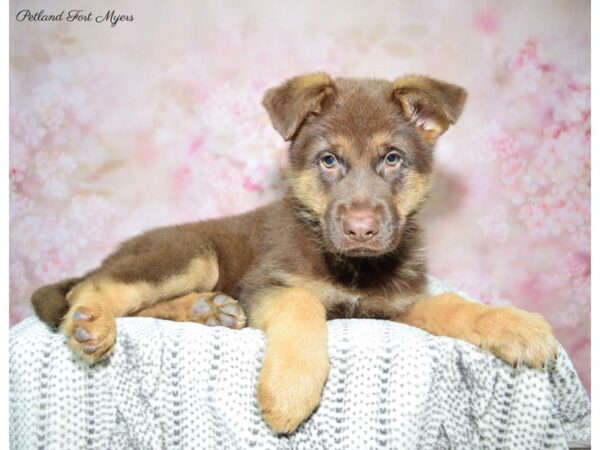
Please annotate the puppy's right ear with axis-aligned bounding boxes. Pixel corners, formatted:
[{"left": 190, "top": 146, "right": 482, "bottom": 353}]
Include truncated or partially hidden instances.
[{"left": 262, "top": 73, "right": 335, "bottom": 141}]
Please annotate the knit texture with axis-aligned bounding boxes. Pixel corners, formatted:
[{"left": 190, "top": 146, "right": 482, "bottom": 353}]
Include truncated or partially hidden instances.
[{"left": 10, "top": 280, "right": 590, "bottom": 449}]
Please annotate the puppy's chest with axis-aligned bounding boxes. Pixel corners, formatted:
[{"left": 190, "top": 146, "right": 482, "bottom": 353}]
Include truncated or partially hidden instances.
[
  {"left": 287, "top": 260, "right": 426, "bottom": 320},
  {"left": 325, "top": 295, "right": 380, "bottom": 320},
  {"left": 316, "top": 281, "right": 417, "bottom": 320}
]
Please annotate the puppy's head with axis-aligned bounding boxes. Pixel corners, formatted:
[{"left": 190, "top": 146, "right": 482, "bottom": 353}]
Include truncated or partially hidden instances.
[{"left": 263, "top": 73, "right": 466, "bottom": 257}]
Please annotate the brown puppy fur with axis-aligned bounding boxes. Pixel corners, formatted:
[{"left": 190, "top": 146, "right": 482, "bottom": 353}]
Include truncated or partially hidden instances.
[{"left": 31, "top": 73, "right": 557, "bottom": 433}]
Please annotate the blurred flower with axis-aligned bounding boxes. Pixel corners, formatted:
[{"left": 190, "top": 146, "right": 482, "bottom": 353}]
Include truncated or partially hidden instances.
[
  {"left": 10, "top": 110, "right": 47, "bottom": 149},
  {"left": 507, "top": 40, "right": 547, "bottom": 91},
  {"left": 477, "top": 205, "right": 509, "bottom": 242},
  {"left": 33, "top": 81, "right": 66, "bottom": 132}
]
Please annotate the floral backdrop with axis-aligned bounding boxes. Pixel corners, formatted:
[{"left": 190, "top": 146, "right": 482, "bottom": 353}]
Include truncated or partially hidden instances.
[{"left": 9, "top": 0, "right": 590, "bottom": 392}]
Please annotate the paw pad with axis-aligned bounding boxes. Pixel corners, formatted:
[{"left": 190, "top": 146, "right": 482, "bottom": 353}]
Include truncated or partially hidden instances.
[
  {"left": 73, "top": 311, "right": 91, "bottom": 321},
  {"left": 74, "top": 327, "right": 92, "bottom": 342},
  {"left": 61, "top": 302, "right": 116, "bottom": 365},
  {"left": 192, "top": 293, "right": 246, "bottom": 330}
]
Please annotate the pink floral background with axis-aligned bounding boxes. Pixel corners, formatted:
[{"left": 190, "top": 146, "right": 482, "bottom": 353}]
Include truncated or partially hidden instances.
[{"left": 9, "top": 1, "right": 590, "bottom": 392}]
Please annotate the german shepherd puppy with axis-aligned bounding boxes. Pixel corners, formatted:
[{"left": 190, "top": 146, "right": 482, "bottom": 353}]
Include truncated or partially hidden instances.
[{"left": 31, "top": 73, "right": 556, "bottom": 433}]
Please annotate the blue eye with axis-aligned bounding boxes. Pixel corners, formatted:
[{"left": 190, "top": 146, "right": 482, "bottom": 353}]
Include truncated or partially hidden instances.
[
  {"left": 385, "top": 151, "right": 402, "bottom": 166},
  {"left": 321, "top": 154, "right": 337, "bottom": 168}
]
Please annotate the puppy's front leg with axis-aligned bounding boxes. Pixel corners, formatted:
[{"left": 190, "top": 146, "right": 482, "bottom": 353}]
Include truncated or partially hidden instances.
[
  {"left": 248, "top": 287, "right": 329, "bottom": 434},
  {"left": 395, "top": 293, "right": 557, "bottom": 368}
]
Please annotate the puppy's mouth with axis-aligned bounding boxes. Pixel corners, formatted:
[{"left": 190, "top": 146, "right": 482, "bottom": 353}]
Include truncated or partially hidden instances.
[
  {"left": 328, "top": 228, "right": 401, "bottom": 257},
  {"left": 340, "top": 245, "right": 389, "bottom": 257}
]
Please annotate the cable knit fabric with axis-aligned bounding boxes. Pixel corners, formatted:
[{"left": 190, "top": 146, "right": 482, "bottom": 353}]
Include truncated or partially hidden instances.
[{"left": 9, "top": 279, "right": 590, "bottom": 449}]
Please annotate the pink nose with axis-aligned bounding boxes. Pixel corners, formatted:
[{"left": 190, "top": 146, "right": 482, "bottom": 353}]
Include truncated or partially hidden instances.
[{"left": 342, "top": 210, "right": 381, "bottom": 242}]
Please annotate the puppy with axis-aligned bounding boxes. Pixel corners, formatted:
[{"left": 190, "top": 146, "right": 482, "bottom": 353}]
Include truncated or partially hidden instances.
[{"left": 31, "top": 73, "right": 556, "bottom": 433}]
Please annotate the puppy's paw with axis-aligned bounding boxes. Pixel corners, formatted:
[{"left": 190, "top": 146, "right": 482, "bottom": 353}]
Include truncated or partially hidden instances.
[
  {"left": 192, "top": 293, "right": 246, "bottom": 329},
  {"left": 60, "top": 300, "right": 116, "bottom": 365},
  {"left": 475, "top": 306, "right": 557, "bottom": 368},
  {"left": 257, "top": 345, "right": 329, "bottom": 434}
]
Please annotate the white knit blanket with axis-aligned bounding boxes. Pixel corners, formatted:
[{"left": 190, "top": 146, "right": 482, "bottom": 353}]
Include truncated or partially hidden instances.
[{"left": 10, "top": 280, "right": 590, "bottom": 450}]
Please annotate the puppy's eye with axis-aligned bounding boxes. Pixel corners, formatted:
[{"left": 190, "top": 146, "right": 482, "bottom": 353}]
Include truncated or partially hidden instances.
[
  {"left": 384, "top": 150, "right": 402, "bottom": 167},
  {"left": 320, "top": 153, "right": 338, "bottom": 169}
]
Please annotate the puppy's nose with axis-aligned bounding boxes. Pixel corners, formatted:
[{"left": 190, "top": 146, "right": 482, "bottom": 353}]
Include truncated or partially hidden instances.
[{"left": 342, "top": 210, "right": 380, "bottom": 242}]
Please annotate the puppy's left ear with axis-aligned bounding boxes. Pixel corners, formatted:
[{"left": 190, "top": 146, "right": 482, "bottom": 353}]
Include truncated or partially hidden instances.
[
  {"left": 263, "top": 72, "right": 335, "bottom": 141},
  {"left": 393, "top": 76, "right": 467, "bottom": 143}
]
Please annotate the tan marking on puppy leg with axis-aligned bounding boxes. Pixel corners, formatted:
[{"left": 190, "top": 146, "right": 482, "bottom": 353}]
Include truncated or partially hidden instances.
[
  {"left": 395, "top": 293, "right": 557, "bottom": 368},
  {"left": 66, "top": 255, "right": 218, "bottom": 315},
  {"left": 134, "top": 292, "right": 201, "bottom": 321},
  {"left": 135, "top": 292, "right": 246, "bottom": 329},
  {"left": 62, "top": 254, "right": 219, "bottom": 364},
  {"left": 249, "top": 287, "right": 329, "bottom": 434},
  {"left": 270, "top": 271, "right": 357, "bottom": 310},
  {"left": 154, "top": 255, "right": 220, "bottom": 306}
]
